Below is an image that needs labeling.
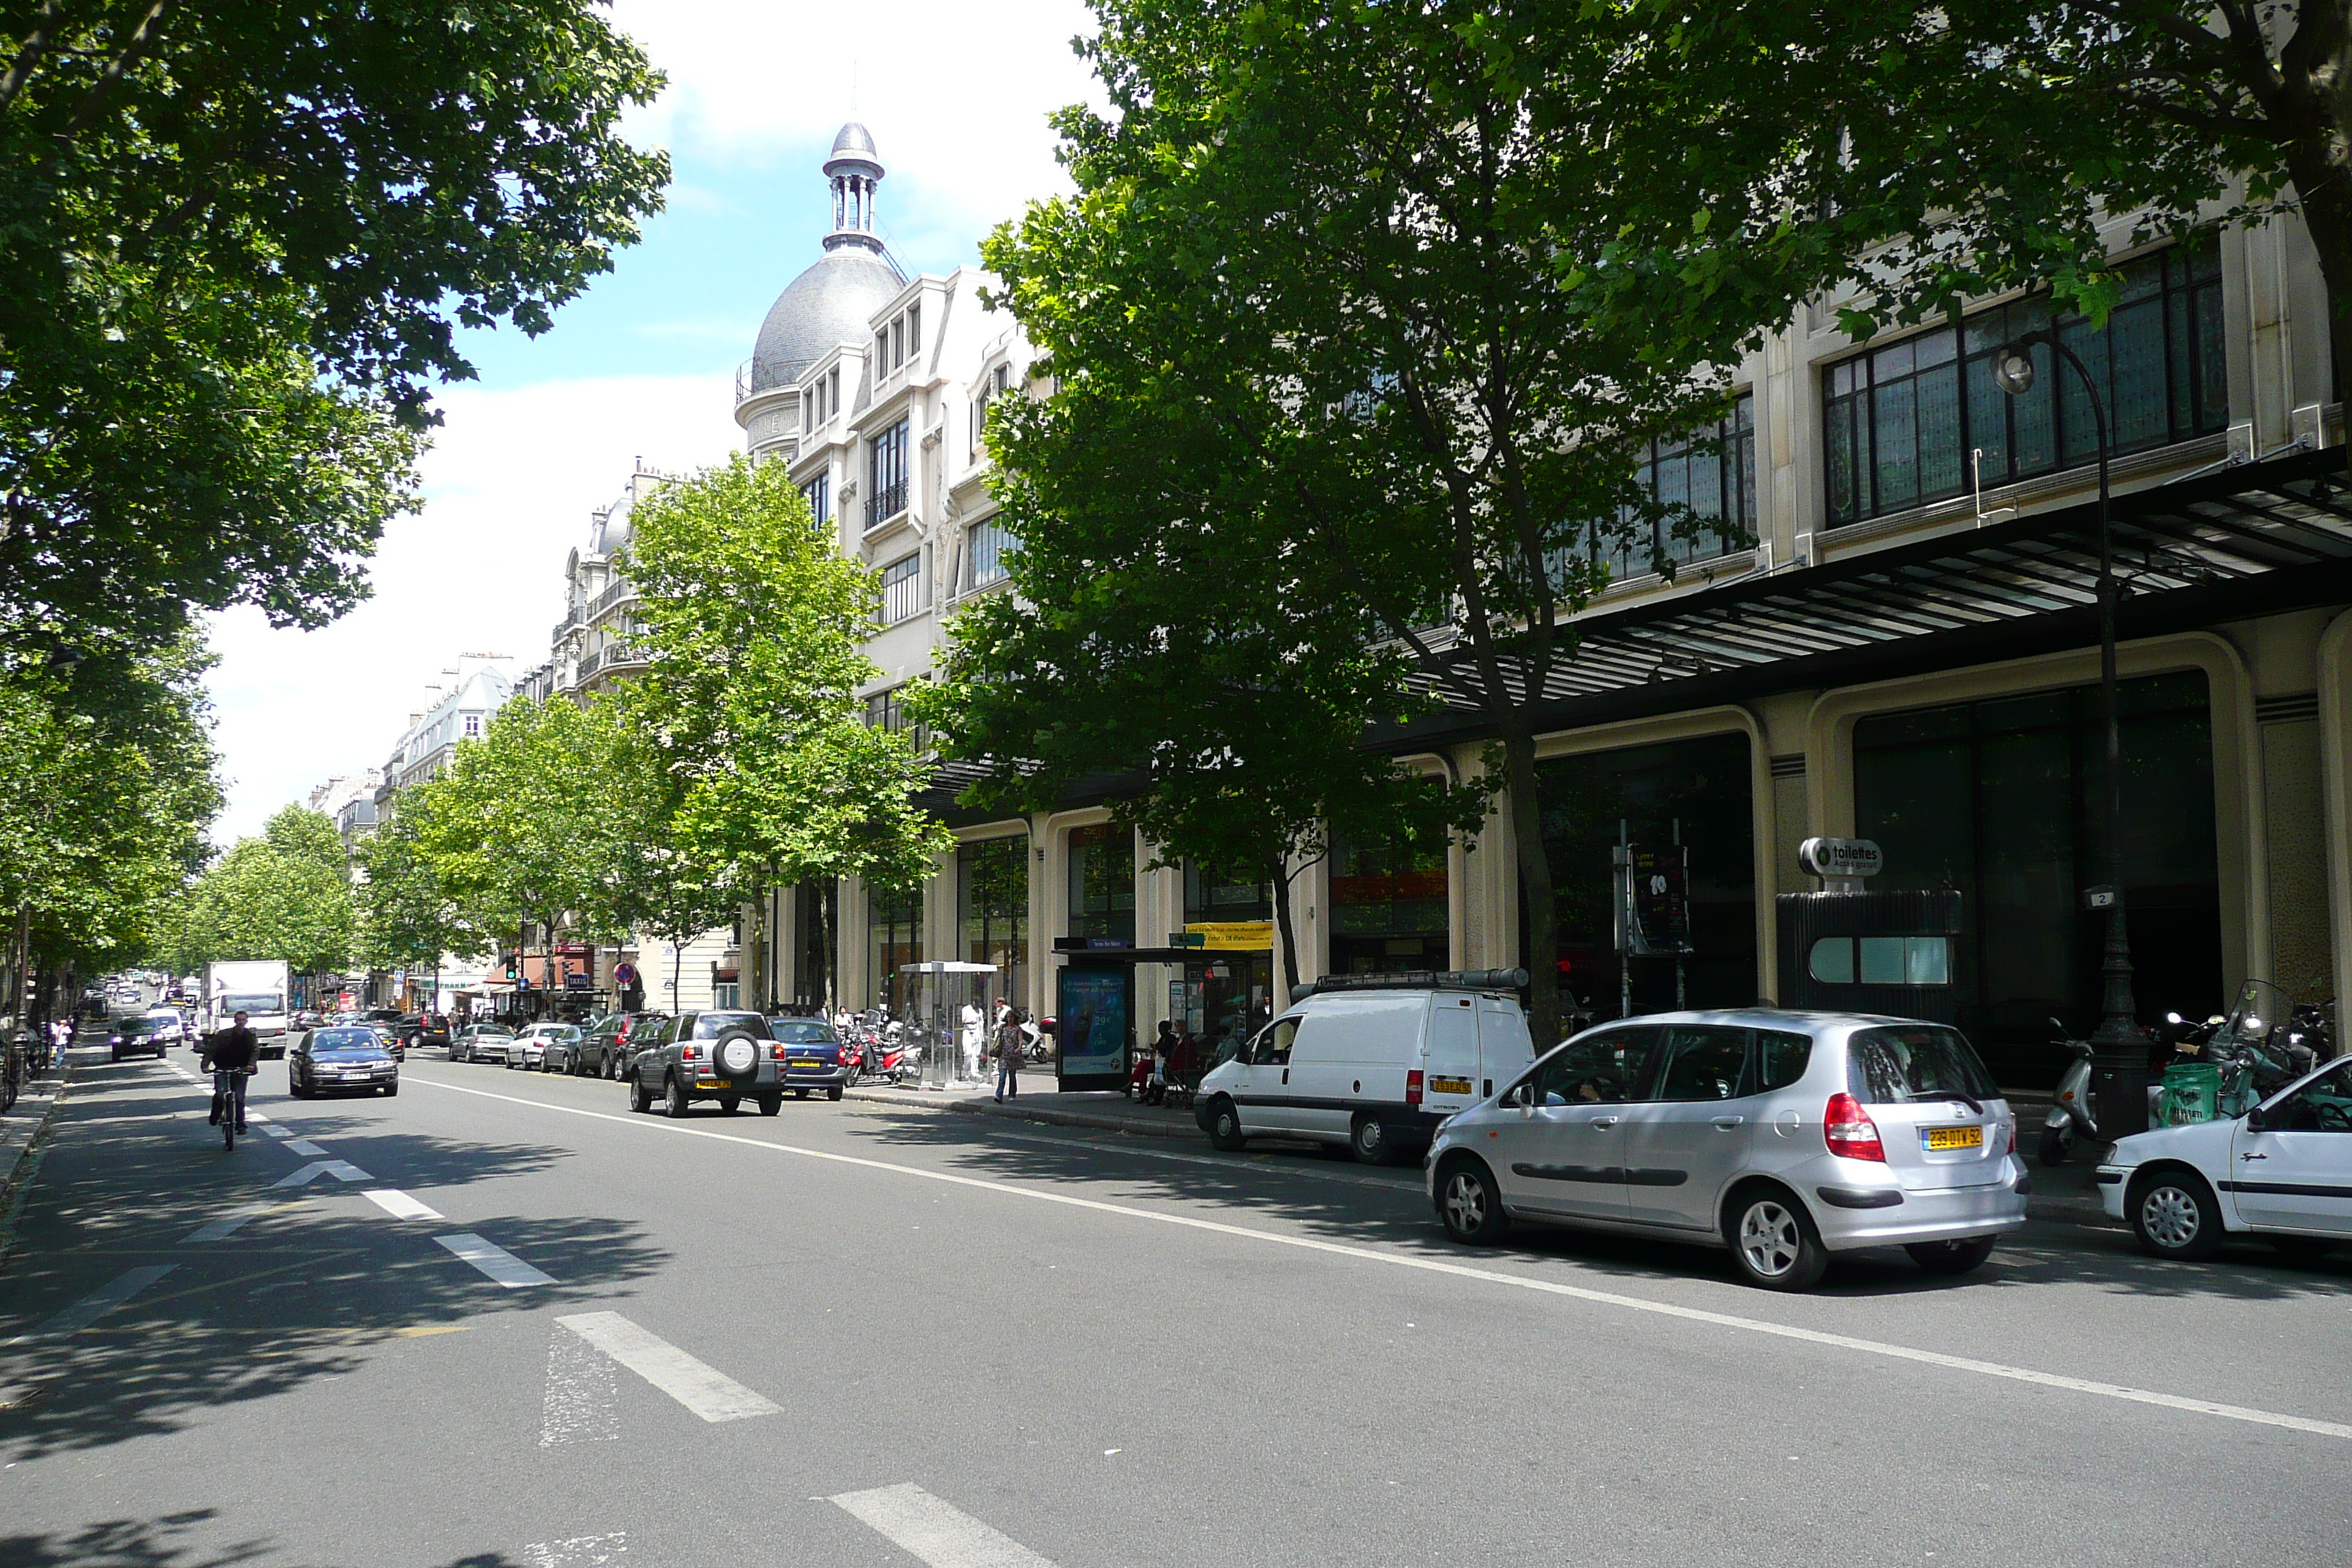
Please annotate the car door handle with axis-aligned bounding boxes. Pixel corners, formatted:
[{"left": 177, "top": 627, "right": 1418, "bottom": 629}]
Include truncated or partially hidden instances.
[
  {"left": 1712, "top": 1116, "right": 1746, "bottom": 1130},
  {"left": 2240, "top": 1151, "right": 2266, "bottom": 1161},
  {"left": 1583, "top": 1116, "right": 1618, "bottom": 1128},
  {"left": 1281, "top": 1069, "right": 1289, "bottom": 1085}
]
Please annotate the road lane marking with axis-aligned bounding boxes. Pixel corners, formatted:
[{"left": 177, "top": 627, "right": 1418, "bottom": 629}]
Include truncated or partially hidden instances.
[
  {"left": 540, "top": 1323, "right": 620, "bottom": 1446},
  {"left": 830, "top": 1483, "right": 1055, "bottom": 1568},
  {"left": 554, "top": 1311, "right": 779, "bottom": 1422},
  {"left": 521, "top": 1533, "right": 627, "bottom": 1567},
  {"left": 12, "top": 1264, "right": 177, "bottom": 1342},
  {"left": 363, "top": 1189, "right": 442, "bottom": 1221},
  {"left": 274, "top": 1160, "right": 370, "bottom": 1188},
  {"left": 437, "top": 1233, "right": 555, "bottom": 1288},
  {"left": 261, "top": 1126, "right": 293, "bottom": 1139},
  {"left": 284, "top": 1139, "right": 328, "bottom": 1155},
  {"left": 183, "top": 1205, "right": 273, "bottom": 1243},
  {"left": 413, "top": 1073, "right": 2352, "bottom": 1444}
]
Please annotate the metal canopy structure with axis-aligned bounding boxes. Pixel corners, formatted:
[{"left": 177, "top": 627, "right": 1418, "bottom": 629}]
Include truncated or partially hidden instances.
[{"left": 1396, "top": 447, "right": 2352, "bottom": 741}]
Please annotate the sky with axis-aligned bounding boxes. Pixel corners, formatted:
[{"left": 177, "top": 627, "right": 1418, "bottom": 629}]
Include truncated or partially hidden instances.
[{"left": 202, "top": 0, "right": 1101, "bottom": 846}]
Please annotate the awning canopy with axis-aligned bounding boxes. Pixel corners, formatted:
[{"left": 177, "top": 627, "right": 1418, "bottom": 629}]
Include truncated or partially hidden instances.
[{"left": 1396, "top": 446, "right": 2352, "bottom": 740}]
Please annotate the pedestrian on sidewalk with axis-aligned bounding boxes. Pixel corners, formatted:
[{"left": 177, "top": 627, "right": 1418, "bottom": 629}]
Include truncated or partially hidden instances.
[
  {"left": 994, "top": 1007, "right": 1025, "bottom": 1101},
  {"left": 48, "top": 1017, "right": 71, "bottom": 1069}
]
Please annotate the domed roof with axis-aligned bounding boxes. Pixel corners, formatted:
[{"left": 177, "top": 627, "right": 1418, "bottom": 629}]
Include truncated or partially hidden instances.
[
  {"left": 830, "top": 121, "right": 879, "bottom": 162},
  {"left": 748, "top": 246, "right": 905, "bottom": 393}
]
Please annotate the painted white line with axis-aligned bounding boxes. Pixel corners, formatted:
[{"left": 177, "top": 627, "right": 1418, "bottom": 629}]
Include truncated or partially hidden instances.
[
  {"left": 245, "top": 1110, "right": 271, "bottom": 1122},
  {"left": 830, "top": 1483, "right": 1055, "bottom": 1568},
  {"left": 261, "top": 1126, "right": 293, "bottom": 1139},
  {"left": 555, "top": 1311, "right": 779, "bottom": 1422},
  {"left": 363, "top": 1188, "right": 442, "bottom": 1221},
  {"left": 521, "top": 1533, "right": 627, "bottom": 1567},
  {"left": 13, "top": 1264, "right": 177, "bottom": 1342},
  {"left": 437, "top": 1233, "right": 556, "bottom": 1288},
  {"left": 540, "top": 1322, "right": 620, "bottom": 1447},
  {"left": 412, "top": 1073, "right": 2352, "bottom": 1444},
  {"left": 273, "top": 1160, "right": 370, "bottom": 1188},
  {"left": 183, "top": 1205, "right": 272, "bottom": 1243},
  {"left": 284, "top": 1139, "right": 328, "bottom": 1156}
]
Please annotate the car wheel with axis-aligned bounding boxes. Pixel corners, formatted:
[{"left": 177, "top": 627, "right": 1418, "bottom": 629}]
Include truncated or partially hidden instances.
[
  {"left": 2037, "top": 1125, "right": 2071, "bottom": 1166},
  {"left": 2128, "top": 1169, "right": 2224, "bottom": 1261},
  {"left": 827, "top": 1085, "right": 844, "bottom": 1102},
  {"left": 1205, "top": 1097, "right": 1247, "bottom": 1152},
  {"left": 383, "top": 1083, "right": 399, "bottom": 1098},
  {"left": 1437, "top": 1158, "right": 1508, "bottom": 1245},
  {"left": 1904, "top": 1236, "right": 1997, "bottom": 1275},
  {"left": 1350, "top": 1113, "right": 1393, "bottom": 1166},
  {"left": 1725, "top": 1187, "right": 1829, "bottom": 1291},
  {"left": 628, "top": 1073, "right": 651, "bottom": 1114},
  {"left": 718, "top": 1094, "right": 742, "bottom": 1114},
  {"left": 664, "top": 1074, "right": 689, "bottom": 1118},
  {"left": 289, "top": 1074, "right": 309, "bottom": 1099},
  {"left": 758, "top": 1093, "right": 783, "bottom": 1116}
]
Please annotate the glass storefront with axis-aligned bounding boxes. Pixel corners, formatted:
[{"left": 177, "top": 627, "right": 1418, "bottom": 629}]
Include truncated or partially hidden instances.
[
  {"left": 867, "top": 882, "right": 921, "bottom": 1014},
  {"left": 959, "top": 834, "right": 1029, "bottom": 1008},
  {"left": 1536, "top": 734, "right": 1757, "bottom": 1020},
  {"left": 1328, "top": 830, "right": 1447, "bottom": 973},
  {"left": 1854, "top": 669, "right": 2220, "bottom": 1084},
  {"left": 793, "top": 880, "right": 836, "bottom": 1010},
  {"left": 1067, "top": 823, "right": 1135, "bottom": 944},
  {"left": 1180, "top": 860, "right": 1273, "bottom": 1059}
]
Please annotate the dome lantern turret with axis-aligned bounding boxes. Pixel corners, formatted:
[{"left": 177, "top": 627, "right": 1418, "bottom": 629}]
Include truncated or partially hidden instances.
[{"left": 823, "top": 121, "right": 886, "bottom": 255}]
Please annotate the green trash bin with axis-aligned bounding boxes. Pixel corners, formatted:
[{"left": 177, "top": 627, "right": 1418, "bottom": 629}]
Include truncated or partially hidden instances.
[{"left": 2157, "top": 1061, "right": 2221, "bottom": 1126}]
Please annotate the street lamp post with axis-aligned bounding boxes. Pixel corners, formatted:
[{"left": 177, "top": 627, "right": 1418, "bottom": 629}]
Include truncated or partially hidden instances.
[{"left": 1992, "top": 331, "right": 2149, "bottom": 1136}]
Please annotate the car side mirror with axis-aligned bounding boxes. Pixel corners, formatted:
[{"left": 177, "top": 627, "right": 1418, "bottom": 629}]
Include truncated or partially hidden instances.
[{"left": 2244, "top": 1103, "right": 2267, "bottom": 1132}]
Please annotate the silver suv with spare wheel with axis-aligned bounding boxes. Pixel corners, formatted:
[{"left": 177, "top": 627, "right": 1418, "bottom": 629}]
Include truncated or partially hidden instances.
[{"left": 626, "top": 1011, "right": 786, "bottom": 1117}]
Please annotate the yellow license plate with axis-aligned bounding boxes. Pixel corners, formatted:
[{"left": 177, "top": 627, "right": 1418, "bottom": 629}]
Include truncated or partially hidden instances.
[
  {"left": 790, "top": 1060, "right": 822, "bottom": 1071},
  {"left": 1923, "top": 1125, "right": 1984, "bottom": 1151}
]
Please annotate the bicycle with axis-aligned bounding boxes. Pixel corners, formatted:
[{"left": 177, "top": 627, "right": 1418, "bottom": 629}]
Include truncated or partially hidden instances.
[
  {"left": 212, "top": 1065, "right": 253, "bottom": 1150},
  {"left": 1, "top": 1030, "right": 26, "bottom": 1114}
]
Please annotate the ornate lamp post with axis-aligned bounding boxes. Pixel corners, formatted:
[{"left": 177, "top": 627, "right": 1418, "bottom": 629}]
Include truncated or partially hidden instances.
[{"left": 1992, "top": 331, "right": 2149, "bottom": 1135}]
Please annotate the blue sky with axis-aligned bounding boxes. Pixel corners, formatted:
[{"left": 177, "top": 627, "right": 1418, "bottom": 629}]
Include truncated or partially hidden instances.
[{"left": 204, "top": 0, "right": 1098, "bottom": 845}]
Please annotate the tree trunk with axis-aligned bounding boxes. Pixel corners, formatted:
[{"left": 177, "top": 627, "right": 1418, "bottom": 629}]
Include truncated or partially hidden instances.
[
  {"left": 671, "top": 938, "right": 682, "bottom": 1014},
  {"left": 1270, "top": 854, "right": 1302, "bottom": 1009},
  {"left": 1499, "top": 729, "right": 1561, "bottom": 1052}
]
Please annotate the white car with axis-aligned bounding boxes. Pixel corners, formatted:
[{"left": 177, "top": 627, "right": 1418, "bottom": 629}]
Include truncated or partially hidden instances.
[
  {"left": 143, "top": 1007, "right": 186, "bottom": 1045},
  {"left": 509, "top": 1022, "right": 579, "bottom": 1071},
  {"left": 2099, "top": 1055, "right": 2352, "bottom": 1260}
]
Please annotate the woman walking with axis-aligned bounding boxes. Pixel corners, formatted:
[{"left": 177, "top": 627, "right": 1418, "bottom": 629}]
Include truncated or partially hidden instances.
[{"left": 993, "top": 1007, "right": 1025, "bottom": 1102}]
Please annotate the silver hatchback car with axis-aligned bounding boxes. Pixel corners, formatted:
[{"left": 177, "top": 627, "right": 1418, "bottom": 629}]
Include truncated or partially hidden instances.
[{"left": 1424, "top": 1009, "right": 2028, "bottom": 1289}]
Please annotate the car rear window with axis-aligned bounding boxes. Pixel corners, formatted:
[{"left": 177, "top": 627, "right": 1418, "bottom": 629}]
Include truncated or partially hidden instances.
[
  {"left": 1847, "top": 1025, "right": 1996, "bottom": 1104},
  {"left": 771, "top": 1020, "right": 838, "bottom": 1043},
  {"left": 692, "top": 1012, "right": 774, "bottom": 1040},
  {"left": 313, "top": 1028, "right": 378, "bottom": 1050}
]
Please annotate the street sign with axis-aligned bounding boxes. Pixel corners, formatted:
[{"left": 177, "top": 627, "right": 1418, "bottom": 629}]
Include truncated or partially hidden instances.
[{"left": 1798, "top": 837, "right": 1884, "bottom": 881}]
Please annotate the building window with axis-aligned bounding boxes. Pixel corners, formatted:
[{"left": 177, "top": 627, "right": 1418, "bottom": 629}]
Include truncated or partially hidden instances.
[
  {"left": 1184, "top": 861, "right": 1272, "bottom": 924},
  {"left": 907, "top": 303, "right": 920, "bottom": 358},
  {"left": 877, "top": 328, "right": 889, "bottom": 367},
  {"left": 804, "top": 474, "right": 831, "bottom": 529},
  {"left": 828, "top": 366, "right": 840, "bottom": 420},
  {"left": 892, "top": 317, "right": 905, "bottom": 369},
  {"left": 878, "top": 554, "right": 920, "bottom": 625},
  {"left": 1592, "top": 392, "right": 1758, "bottom": 581},
  {"left": 870, "top": 418, "right": 909, "bottom": 524},
  {"left": 867, "top": 881, "right": 922, "bottom": 1014},
  {"left": 1067, "top": 823, "right": 1135, "bottom": 943},
  {"left": 464, "top": 715, "right": 480, "bottom": 737},
  {"left": 864, "top": 685, "right": 906, "bottom": 732},
  {"left": 966, "top": 519, "right": 1011, "bottom": 588},
  {"left": 1328, "top": 831, "right": 1449, "bottom": 974},
  {"left": 1823, "top": 246, "right": 2225, "bottom": 526},
  {"left": 959, "top": 834, "right": 1029, "bottom": 1006}
]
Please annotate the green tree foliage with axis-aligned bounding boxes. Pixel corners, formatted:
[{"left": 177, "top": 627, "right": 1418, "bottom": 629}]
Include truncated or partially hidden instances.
[
  {"left": 354, "top": 796, "right": 491, "bottom": 973},
  {"left": 0, "top": 0, "right": 671, "bottom": 646},
  {"left": 181, "top": 818, "right": 354, "bottom": 977},
  {"left": 621, "top": 453, "right": 950, "bottom": 1000}
]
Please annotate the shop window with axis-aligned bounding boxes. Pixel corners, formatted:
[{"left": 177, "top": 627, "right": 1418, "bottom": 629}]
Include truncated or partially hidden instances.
[
  {"left": 867, "top": 881, "right": 922, "bottom": 1014},
  {"left": 1184, "top": 861, "right": 1272, "bottom": 924},
  {"left": 959, "top": 834, "right": 1028, "bottom": 1005},
  {"left": 1823, "top": 246, "right": 2225, "bottom": 526},
  {"left": 1853, "top": 669, "right": 2220, "bottom": 1084},
  {"left": 1579, "top": 392, "right": 1757, "bottom": 584},
  {"left": 1067, "top": 823, "right": 1135, "bottom": 943},
  {"left": 1329, "top": 830, "right": 1448, "bottom": 973}
]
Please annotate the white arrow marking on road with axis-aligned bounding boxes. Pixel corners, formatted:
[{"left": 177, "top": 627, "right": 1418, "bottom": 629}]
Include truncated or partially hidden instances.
[
  {"left": 521, "top": 1533, "right": 627, "bottom": 1567},
  {"left": 554, "top": 1311, "right": 779, "bottom": 1422},
  {"left": 831, "top": 1483, "right": 1057, "bottom": 1568},
  {"left": 284, "top": 1139, "right": 328, "bottom": 1155},
  {"left": 12, "top": 1264, "right": 177, "bottom": 1343},
  {"left": 183, "top": 1205, "right": 273, "bottom": 1243},
  {"left": 363, "top": 1188, "right": 442, "bottom": 1221},
  {"left": 540, "top": 1323, "right": 620, "bottom": 1447},
  {"left": 273, "top": 1160, "right": 370, "bottom": 1188},
  {"left": 436, "top": 1233, "right": 555, "bottom": 1288},
  {"left": 412, "top": 1072, "right": 2352, "bottom": 1446}
]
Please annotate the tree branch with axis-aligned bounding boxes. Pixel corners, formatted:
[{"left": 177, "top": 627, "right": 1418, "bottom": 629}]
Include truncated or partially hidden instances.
[{"left": 0, "top": 0, "right": 67, "bottom": 117}]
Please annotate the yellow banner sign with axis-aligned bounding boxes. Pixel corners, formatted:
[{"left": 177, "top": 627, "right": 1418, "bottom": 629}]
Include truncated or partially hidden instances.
[{"left": 1184, "top": 921, "right": 1275, "bottom": 951}]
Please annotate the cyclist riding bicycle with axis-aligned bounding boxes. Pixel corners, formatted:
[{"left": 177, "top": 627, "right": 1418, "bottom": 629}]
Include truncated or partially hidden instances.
[{"left": 208, "top": 1011, "right": 259, "bottom": 1135}]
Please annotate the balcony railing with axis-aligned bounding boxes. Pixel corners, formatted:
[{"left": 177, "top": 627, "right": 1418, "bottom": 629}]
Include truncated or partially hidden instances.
[
  {"left": 587, "top": 578, "right": 636, "bottom": 622},
  {"left": 867, "top": 480, "right": 907, "bottom": 529},
  {"left": 551, "top": 608, "right": 580, "bottom": 642},
  {"left": 603, "top": 642, "right": 647, "bottom": 671}
]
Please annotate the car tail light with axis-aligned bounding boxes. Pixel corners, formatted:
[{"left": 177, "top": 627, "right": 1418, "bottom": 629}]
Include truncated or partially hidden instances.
[
  {"left": 770, "top": 1044, "right": 786, "bottom": 1060},
  {"left": 1824, "top": 1093, "right": 1884, "bottom": 1161},
  {"left": 1405, "top": 1070, "right": 1423, "bottom": 1108},
  {"left": 682, "top": 1044, "right": 699, "bottom": 1061}
]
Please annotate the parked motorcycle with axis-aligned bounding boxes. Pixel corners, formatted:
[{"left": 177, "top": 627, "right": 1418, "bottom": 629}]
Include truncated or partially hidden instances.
[{"left": 2040, "top": 1011, "right": 2217, "bottom": 1165}]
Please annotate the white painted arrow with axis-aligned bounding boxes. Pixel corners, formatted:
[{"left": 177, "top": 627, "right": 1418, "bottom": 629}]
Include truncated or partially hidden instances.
[{"left": 273, "top": 1160, "right": 370, "bottom": 1188}]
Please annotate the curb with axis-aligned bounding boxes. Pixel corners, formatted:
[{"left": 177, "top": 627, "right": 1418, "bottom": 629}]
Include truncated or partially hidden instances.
[
  {"left": 0, "top": 1068, "right": 74, "bottom": 1274},
  {"left": 842, "top": 1085, "right": 1203, "bottom": 1142}
]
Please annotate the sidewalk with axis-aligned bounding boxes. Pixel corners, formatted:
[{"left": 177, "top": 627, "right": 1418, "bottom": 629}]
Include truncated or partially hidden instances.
[{"left": 0, "top": 1032, "right": 91, "bottom": 1267}]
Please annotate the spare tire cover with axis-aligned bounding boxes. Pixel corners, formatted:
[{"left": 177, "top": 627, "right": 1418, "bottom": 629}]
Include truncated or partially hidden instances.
[{"left": 713, "top": 1028, "right": 764, "bottom": 1081}]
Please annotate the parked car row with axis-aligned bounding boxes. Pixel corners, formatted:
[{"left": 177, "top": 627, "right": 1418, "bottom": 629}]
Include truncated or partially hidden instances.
[{"left": 440, "top": 1007, "right": 857, "bottom": 1117}]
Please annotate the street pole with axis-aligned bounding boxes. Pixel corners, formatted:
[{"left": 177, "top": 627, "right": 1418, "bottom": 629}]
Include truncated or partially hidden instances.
[{"left": 1995, "top": 330, "right": 2148, "bottom": 1135}]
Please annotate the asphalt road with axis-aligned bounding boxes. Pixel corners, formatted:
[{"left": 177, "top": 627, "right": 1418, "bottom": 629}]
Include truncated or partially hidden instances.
[{"left": 4, "top": 1046, "right": 2349, "bottom": 1568}]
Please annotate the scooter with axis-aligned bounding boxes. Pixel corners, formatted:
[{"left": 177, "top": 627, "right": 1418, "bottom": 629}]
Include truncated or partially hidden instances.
[{"left": 2040, "top": 1012, "right": 2215, "bottom": 1165}]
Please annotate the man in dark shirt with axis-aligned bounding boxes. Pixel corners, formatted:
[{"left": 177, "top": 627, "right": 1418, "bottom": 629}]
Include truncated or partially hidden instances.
[{"left": 208, "top": 1011, "right": 258, "bottom": 1132}]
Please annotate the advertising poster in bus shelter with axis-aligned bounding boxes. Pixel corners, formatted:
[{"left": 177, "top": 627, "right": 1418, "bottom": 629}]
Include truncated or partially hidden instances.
[{"left": 1058, "top": 965, "right": 1131, "bottom": 1090}]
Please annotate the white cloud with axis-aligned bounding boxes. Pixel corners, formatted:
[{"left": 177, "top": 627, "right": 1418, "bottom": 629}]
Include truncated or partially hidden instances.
[
  {"left": 611, "top": 0, "right": 1103, "bottom": 262},
  {"left": 204, "top": 374, "right": 739, "bottom": 846}
]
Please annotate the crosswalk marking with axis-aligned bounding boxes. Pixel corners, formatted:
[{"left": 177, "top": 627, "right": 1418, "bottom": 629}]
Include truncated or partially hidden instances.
[
  {"left": 274, "top": 1160, "right": 370, "bottom": 1188},
  {"left": 12, "top": 1264, "right": 178, "bottom": 1343},
  {"left": 183, "top": 1205, "right": 272, "bottom": 1243},
  {"left": 540, "top": 1323, "right": 620, "bottom": 1447},
  {"left": 363, "top": 1188, "right": 442, "bottom": 1221},
  {"left": 436, "top": 1233, "right": 555, "bottom": 1288},
  {"left": 554, "top": 1311, "right": 779, "bottom": 1422},
  {"left": 829, "top": 1483, "right": 1057, "bottom": 1568},
  {"left": 261, "top": 1126, "right": 293, "bottom": 1139}
]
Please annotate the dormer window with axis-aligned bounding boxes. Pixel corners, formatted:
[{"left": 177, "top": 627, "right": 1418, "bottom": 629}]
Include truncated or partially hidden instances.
[{"left": 908, "top": 304, "right": 921, "bottom": 358}]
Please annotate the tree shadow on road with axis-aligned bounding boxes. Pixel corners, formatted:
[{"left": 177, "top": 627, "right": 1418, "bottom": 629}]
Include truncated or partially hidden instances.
[{"left": 0, "top": 1509, "right": 271, "bottom": 1567}]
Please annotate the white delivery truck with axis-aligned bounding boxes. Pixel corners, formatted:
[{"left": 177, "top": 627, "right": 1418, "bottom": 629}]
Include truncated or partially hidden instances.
[
  {"left": 1194, "top": 969, "right": 1537, "bottom": 1164},
  {"left": 203, "top": 960, "right": 293, "bottom": 1057}
]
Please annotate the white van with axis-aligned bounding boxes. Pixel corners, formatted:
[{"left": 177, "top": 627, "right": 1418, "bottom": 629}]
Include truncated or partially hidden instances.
[{"left": 1193, "top": 971, "right": 1537, "bottom": 1164}]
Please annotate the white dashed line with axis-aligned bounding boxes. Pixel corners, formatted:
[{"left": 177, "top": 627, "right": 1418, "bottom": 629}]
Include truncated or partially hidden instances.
[
  {"left": 554, "top": 1311, "right": 778, "bottom": 1422},
  {"left": 521, "top": 1533, "right": 627, "bottom": 1567},
  {"left": 12, "top": 1264, "right": 178, "bottom": 1343},
  {"left": 284, "top": 1139, "right": 328, "bottom": 1155},
  {"left": 437, "top": 1233, "right": 556, "bottom": 1288},
  {"left": 261, "top": 1126, "right": 293, "bottom": 1139},
  {"left": 363, "top": 1188, "right": 442, "bottom": 1221},
  {"left": 540, "top": 1323, "right": 620, "bottom": 1447},
  {"left": 830, "top": 1482, "right": 1057, "bottom": 1568},
  {"left": 183, "top": 1205, "right": 272, "bottom": 1243}
]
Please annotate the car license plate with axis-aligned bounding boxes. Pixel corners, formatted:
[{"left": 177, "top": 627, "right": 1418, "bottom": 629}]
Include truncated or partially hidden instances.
[
  {"left": 1923, "top": 1125, "right": 1983, "bottom": 1151},
  {"left": 790, "top": 1060, "right": 822, "bottom": 1071}
]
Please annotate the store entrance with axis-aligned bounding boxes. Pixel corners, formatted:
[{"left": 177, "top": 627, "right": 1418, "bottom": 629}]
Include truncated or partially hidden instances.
[{"left": 1169, "top": 953, "right": 1273, "bottom": 1067}]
